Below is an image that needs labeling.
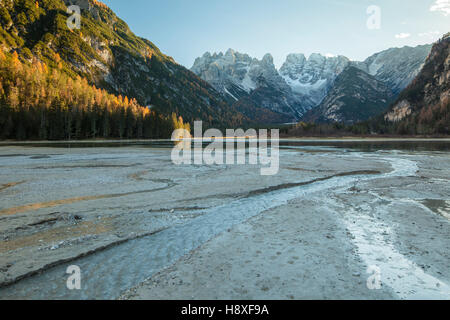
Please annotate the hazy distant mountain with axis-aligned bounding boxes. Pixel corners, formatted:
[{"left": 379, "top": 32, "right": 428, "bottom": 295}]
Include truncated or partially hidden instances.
[
  {"left": 301, "top": 66, "right": 394, "bottom": 124},
  {"left": 192, "top": 45, "right": 431, "bottom": 124},
  {"left": 354, "top": 44, "right": 432, "bottom": 95}
]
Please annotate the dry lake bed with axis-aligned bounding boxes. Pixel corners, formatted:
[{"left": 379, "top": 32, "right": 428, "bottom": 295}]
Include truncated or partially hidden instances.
[{"left": 0, "top": 140, "right": 449, "bottom": 299}]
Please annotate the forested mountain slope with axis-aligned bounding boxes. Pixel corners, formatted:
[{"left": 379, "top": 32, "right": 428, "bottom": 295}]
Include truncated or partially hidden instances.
[
  {"left": 381, "top": 34, "right": 450, "bottom": 135},
  {"left": 0, "top": 0, "right": 244, "bottom": 132}
]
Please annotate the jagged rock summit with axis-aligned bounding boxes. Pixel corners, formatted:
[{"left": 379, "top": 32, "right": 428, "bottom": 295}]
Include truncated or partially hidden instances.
[{"left": 192, "top": 45, "right": 432, "bottom": 123}]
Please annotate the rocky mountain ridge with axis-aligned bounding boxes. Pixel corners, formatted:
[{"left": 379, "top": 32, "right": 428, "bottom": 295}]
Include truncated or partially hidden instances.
[
  {"left": 301, "top": 66, "right": 395, "bottom": 124},
  {"left": 192, "top": 45, "right": 432, "bottom": 123},
  {"left": 355, "top": 44, "right": 432, "bottom": 95}
]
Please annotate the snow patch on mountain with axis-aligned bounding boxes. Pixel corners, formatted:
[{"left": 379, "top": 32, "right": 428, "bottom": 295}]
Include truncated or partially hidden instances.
[
  {"left": 191, "top": 44, "right": 432, "bottom": 122},
  {"left": 279, "top": 53, "right": 350, "bottom": 106}
]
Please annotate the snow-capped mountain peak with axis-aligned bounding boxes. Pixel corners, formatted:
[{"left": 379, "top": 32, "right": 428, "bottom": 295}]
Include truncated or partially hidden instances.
[
  {"left": 279, "top": 53, "right": 350, "bottom": 106},
  {"left": 190, "top": 44, "right": 432, "bottom": 123}
]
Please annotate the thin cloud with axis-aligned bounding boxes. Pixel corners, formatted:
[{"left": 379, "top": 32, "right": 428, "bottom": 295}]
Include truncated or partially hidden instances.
[
  {"left": 430, "top": 0, "right": 450, "bottom": 16},
  {"left": 395, "top": 33, "right": 411, "bottom": 39},
  {"left": 418, "top": 31, "right": 441, "bottom": 39}
]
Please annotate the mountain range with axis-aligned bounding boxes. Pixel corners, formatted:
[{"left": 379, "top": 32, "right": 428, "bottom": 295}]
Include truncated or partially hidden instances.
[
  {"left": 0, "top": 0, "right": 447, "bottom": 137},
  {"left": 191, "top": 45, "right": 432, "bottom": 124}
]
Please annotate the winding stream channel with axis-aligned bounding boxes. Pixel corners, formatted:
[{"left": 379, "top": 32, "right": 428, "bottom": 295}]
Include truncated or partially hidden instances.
[{"left": 1, "top": 148, "right": 449, "bottom": 299}]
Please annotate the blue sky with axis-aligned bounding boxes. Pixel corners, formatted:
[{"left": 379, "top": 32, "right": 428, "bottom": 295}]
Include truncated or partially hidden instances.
[{"left": 101, "top": 0, "right": 450, "bottom": 68}]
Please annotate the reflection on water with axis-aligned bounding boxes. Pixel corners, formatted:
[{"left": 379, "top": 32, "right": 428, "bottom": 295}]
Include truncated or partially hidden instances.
[
  {"left": 279, "top": 140, "right": 450, "bottom": 152},
  {"left": 1, "top": 139, "right": 450, "bottom": 152}
]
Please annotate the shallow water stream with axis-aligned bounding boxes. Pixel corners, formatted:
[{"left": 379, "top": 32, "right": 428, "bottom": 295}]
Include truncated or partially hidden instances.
[{"left": 0, "top": 141, "right": 449, "bottom": 299}]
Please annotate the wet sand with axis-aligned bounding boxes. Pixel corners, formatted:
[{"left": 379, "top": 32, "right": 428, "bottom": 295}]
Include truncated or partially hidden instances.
[
  {"left": 121, "top": 153, "right": 450, "bottom": 300},
  {"left": 0, "top": 142, "right": 449, "bottom": 299}
]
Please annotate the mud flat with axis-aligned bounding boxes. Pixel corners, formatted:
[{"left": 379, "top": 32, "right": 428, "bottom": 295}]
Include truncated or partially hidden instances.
[
  {"left": 0, "top": 141, "right": 449, "bottom": 299},
  {"left": 121, "top": 152, "right": 450, "bottom": 300}
]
